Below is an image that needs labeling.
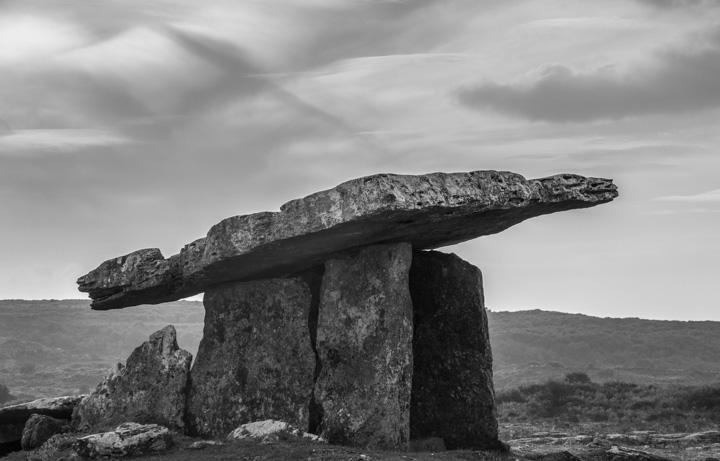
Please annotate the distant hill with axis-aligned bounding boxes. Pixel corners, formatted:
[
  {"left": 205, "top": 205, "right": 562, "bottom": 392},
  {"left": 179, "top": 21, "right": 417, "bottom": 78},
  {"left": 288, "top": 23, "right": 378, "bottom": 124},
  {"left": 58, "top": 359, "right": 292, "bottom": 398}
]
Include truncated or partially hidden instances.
[
  {"left": 488, "top": 309, "right": 720, "bottom": 389},
  {"left": 1, "top": 301, "right": 718, "bottom": 402},
  {"left": 0, "top": 299, "right": 205, "bottom": 403}
]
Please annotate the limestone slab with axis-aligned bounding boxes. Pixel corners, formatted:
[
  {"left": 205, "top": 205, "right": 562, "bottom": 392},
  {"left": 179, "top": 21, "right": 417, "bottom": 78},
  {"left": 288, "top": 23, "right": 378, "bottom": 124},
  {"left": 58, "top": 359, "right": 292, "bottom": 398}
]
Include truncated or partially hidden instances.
[
  {"left": 409, "top": 250, "right": 502, "bottom": 450},
  {"left": 0, "top": 395, "right": 83, "bottom": 426},
  {"left": 77, "top": 170, "right": 617, "bottom": 309},
  {"left": 73, "top": 423, "right": 173, "bottom": 458},
  {"left": 185, "top": 277, "right": 316, "bottom": 438},
  {"left": 314, "top": 243, "right": 413, "bottom": 450}
]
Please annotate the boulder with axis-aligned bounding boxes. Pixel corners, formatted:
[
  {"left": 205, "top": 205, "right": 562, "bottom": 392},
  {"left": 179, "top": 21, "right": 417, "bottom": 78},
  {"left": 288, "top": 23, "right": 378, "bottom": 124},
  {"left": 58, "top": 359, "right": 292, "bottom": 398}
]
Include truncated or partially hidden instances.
[
  {"left": 77, "top": 170, "right": 618, "bottom": 310},
  {"left": 185, "top": 277, "right": 316, "bottom": 438},
  {"left": 26, "top": 433, "right": 76, "bottom": 461},
  {"left": 408, "top": 250, "right": 503, "bottom": 450},
  {"left": 21, "top": 414, "right": 70, "bottom": 450},
  {"left": 72, "top": 325, "right": 191, "bottom": 432},
  {"left": 0, "top": 395, "right": 83, "bottom": 426},
  {"left": 313, "top": 243, "right": 413, "bottom": 450},
  {"left": 0, "top": 395, "right": 82, "bottom": 445},
  {"left": 73, "top": 423, "right": 173, "bottom": 458},
  {"left": 227, "top": 420, "right": 325, "bottom": 444}
]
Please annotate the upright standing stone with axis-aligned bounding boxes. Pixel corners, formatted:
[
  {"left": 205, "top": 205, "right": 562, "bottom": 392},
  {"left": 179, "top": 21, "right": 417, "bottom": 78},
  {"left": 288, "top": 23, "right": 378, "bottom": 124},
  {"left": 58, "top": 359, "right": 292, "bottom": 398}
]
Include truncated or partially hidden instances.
[
  {"left": 185, "top": 277, "right": 316, "bottom": 438},
  {"left": 72, "top": 326, "right": 192, "bottom": 432},
  {"left": 314, "top": 243, "right": 413, "bottom": 450},
  {"left": 409, "top": 250, "right": 502, "bottom": 450}
]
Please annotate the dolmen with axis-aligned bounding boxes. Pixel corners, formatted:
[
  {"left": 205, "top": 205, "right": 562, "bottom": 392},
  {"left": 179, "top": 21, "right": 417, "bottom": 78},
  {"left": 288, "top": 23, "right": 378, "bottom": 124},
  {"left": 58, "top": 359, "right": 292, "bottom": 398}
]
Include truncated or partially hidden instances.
[{"left": 77, "top": 170, "right": 618, "bottom": 450}]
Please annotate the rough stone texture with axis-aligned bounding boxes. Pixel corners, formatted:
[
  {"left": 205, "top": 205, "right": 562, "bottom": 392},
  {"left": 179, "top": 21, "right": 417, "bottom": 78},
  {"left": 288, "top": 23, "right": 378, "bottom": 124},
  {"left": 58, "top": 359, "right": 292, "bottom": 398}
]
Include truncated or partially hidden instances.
[
  {"left": 26, "top": 433, "right": 76, "bottom": 461},
  {"left": 227, "top": 420, "right": 325, "bottom": 443},
  {"left": 0, "top": 395, "right": 83, "bottom": 444},
  {"left": 0, "top": 396, "right": 83, "bottom": 426},
  {"left": 73, "top": 423, "right": 173, "bottom": 458},
  {"left": 71, "top": 325, "right": 191, "bottom": 432},
  {"left": 185, "top": 277, "right": 316, "bottom": 438},
  {"left": 314, "top": 243, "right": 413, "bottom": 450},
  {"left": 77, "top": 170, "right": 618, "bottom": 309},
  {"left": 21, "top": 414, "right": 70, "bottom": 450},
  {"left": 408, "top": 249, "right": 502, "bottom": 450}
]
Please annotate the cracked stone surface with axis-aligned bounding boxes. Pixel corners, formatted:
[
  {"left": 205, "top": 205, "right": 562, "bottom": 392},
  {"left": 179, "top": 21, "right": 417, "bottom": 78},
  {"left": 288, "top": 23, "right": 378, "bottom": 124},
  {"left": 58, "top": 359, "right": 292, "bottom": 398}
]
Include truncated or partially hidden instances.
[
  {"left": 313, "top": 243, "right": 414, "bottom": 450},
  {"left": 184, "top": 277, "right": 316, "bottom": 438},
  {"left": 71, "top": 326, "right": 192, "bottom": 432},
  {"left": 77, "top": 170, "right": 618, "bottom": 310}
]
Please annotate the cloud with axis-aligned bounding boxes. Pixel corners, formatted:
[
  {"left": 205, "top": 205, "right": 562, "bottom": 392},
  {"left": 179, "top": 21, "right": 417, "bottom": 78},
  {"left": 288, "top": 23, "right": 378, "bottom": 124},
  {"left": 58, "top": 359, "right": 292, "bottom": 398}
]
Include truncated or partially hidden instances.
[
  {"left": 0, "top": 129, "right": 134, "bottom": 154},
  {"left": 457, "top": 34, "right": 720, "bottom": 122},
  {"left": 636, "top": 0, "right": 720, "bottom": 8},
  {"left": 656, "top": 188, "right": 720, "bottom": 202}
]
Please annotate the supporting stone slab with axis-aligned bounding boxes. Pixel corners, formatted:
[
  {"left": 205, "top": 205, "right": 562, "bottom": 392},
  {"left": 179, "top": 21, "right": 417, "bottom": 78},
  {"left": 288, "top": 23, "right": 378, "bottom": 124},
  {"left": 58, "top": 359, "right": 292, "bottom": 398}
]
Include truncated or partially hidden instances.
[
  {"left": 409, "top": 250, "right": 502, "bottom": 450},
  {"left": 314, "top": 243, "right": 413, "bottom": 450},
  {"left": 185, "top": 277, "right": 316, "bottom": 438}
]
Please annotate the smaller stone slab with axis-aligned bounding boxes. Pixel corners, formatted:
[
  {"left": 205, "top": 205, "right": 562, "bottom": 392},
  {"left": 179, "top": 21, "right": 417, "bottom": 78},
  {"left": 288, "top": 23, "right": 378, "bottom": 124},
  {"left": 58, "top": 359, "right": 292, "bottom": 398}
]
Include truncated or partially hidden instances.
[
  {"left": 314, "top": 243, "right": 413, "bottom": 450},
  {"left": 0, "top": 395, "right": 82, "bottom": 444},
  {"left": 227, "top": 420, "right": 325, "bottom": 444},
  {"left": 72, "top": 325, "right": 192, "bottom": 432},
  {"left": 0, "top": 395, "right": 84, "bottom": 426},
  {"left": 185, "top": 277, "right": 316, "bottom": 438},
  {"left": 21, "top": 414, "right": 70, "bottom": 450},
  {"left": 73, "top": 423, "right": 173, "bottom": 458}
]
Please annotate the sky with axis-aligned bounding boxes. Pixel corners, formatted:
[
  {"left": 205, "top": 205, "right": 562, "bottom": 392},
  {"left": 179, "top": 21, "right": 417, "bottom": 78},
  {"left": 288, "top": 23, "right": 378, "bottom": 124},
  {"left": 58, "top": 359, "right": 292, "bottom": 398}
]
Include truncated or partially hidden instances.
[{"left": 1, "top": 0, "right": 719, "bottom": 321}]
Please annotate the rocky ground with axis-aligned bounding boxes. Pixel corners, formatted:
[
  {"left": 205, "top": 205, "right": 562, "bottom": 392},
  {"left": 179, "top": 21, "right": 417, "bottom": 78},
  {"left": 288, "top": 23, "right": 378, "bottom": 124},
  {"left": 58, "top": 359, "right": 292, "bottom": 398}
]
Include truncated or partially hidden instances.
[{"left": 4, "top": 422, "right": 719, "bottom": 460}]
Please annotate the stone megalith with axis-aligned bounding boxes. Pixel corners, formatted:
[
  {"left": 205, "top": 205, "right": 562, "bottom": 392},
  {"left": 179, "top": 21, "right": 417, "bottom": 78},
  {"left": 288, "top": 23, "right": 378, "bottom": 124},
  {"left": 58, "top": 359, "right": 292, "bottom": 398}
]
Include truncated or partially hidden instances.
[
  {"left": 409, "top": 250, "right": 502, "bottom": 450},
  {"left": 77, "top": 171, "right": 618, "bottom": 310},
  {"left": 72, "top": 325, "right": 192, "bottom": 432},
  {"left": 185, "top": 277, "right": 316, "bottom": 438},
  {"left": 314, "top": 243, "right": 414, "bottom": 450},
  {"left": 74, "top": 169, "right": 619, "bottom": 451}
]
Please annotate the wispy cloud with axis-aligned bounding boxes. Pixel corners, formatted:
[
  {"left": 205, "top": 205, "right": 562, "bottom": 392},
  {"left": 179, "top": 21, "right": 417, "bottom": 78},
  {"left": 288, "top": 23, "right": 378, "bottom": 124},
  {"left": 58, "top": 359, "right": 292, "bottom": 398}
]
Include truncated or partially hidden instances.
[
  {"left": 0, "top": 129, "right": 134, "bottom": 154},
  {"left": 636, "top": 0, "right": 720, "bottom": 9},
  {"left": 656, "top": 188, "right": 720, "bottom": 202}
]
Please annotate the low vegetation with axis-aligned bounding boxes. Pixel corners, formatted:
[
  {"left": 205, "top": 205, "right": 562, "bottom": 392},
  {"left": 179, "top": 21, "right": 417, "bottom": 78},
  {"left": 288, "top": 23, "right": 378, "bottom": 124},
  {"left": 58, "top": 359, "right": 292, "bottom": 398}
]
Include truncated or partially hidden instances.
[{"left": 497, "top": 372, "right": 720, "bottom": 433}]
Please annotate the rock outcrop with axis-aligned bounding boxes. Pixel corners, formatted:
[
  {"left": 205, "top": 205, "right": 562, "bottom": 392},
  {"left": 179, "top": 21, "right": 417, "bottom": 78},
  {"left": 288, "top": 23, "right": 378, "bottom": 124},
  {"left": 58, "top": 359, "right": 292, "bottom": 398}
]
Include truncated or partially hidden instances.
[
  {"left": 409, "top": 250, "right": 501, "bottom": 450},
  {"left": 73, "top": 423, "right": 173, "bottom": 458},
  {"left": 0, "top": 396, "right": 83, "bottom": 426},
  {"left": 78, "top": 171, "right": 617, "bottom": 310},
  {"left": 314, "top": 243, "right": 414, "bottom": 449},
  {"left": 26, "top": 433, "right": 76, "bottom": 461},
  {"left": 72, "top": 326, "right": 192, "bottom": 432},
  {"left": 185, "top": 278, "right": 316, "bottom": 438},
  {"left": 21, "top": 414, "right": 70, "bottom": 450},
  {"left": 0, "top": 395, "right": 83, "bottom": 445},
  {"left": 227, "top": 420, "right": 325, "bottom": 443}
]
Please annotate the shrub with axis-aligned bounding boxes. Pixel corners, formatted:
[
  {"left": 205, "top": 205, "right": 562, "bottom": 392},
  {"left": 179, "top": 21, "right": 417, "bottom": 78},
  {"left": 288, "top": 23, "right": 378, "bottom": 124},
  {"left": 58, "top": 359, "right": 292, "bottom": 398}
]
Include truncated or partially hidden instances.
[
  {"left": 526, "top": 380, "right": 577, "bottom": 417},
  {"left": 497, "top": 388, "right": 526, "bottom": 404},
  {"left": 0, "top": 383, "right": 14, "bottom": 404},
  {"left": 681, "top": 385, "right": 720, "bottom": 411},
  {"left": 565, "top": 372, "right": 592, "bottom": 384}
]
